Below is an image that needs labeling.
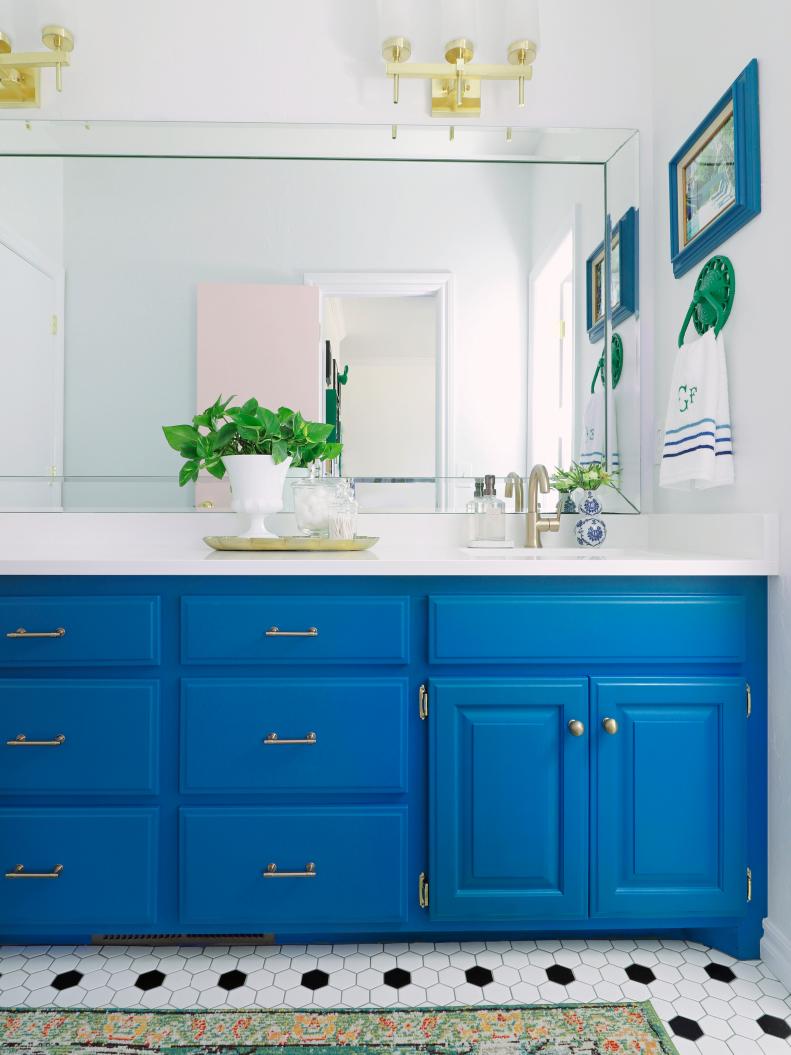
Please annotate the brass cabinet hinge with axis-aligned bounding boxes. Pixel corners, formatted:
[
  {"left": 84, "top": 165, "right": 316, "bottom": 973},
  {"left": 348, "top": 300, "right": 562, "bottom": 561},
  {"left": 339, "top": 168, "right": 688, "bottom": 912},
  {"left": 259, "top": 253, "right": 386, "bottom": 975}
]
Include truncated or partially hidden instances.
[
  {"left": 747, "top": 866, "right": 752, "bottom": 903},
  {"left": 418, "top": 871, "right": 429, "bottom": 909},
  {"left": 746, "top": 683, "right": 752, "bottom": 718},
  {"left": 558, "top": 319, "right": 566, "bottom": 339},
  {"left": 419, "top": 683, "right": 428, "bottom": 720},
  {"left": 51, "top": 314, "right": 58, "bottom": 336}
]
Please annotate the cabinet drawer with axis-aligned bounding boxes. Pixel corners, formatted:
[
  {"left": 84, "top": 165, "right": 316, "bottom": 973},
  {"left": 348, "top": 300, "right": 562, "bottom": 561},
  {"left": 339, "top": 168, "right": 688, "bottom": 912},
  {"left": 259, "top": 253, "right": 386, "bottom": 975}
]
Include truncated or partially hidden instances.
[
  {"left": 181, "top": 678, "right": 407, "bottom": 794},
  {"left": 180, "top": 807, "right": 407, "bottom": 925},
  {"left": 429, "top": 594, "right": 746, "bottom": 664},
  {"left": 181, "top": 596, "right": 409, "bottom": 665},
  {"left": 0, "top": 808, "right": 158, "bottom": 926},
  {"left": 0, "top": 597, "right": 160, "bottom": 667},
  {"left": 0, "top": 680, "right": 159, "bottom": 795}
]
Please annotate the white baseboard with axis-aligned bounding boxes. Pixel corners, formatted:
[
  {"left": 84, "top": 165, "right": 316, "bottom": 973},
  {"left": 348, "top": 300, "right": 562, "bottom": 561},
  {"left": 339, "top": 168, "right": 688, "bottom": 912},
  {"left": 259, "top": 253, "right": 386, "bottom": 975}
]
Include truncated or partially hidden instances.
[{"left": 761, "top": 918, "right": 791, "bottom": 988}]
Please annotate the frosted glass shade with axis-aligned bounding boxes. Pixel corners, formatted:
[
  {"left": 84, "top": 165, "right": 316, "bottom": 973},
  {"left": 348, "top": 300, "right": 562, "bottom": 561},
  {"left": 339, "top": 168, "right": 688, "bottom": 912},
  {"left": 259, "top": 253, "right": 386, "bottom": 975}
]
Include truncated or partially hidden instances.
[{"left": 505, "top": 0, "right": 541, "bottom": 48}]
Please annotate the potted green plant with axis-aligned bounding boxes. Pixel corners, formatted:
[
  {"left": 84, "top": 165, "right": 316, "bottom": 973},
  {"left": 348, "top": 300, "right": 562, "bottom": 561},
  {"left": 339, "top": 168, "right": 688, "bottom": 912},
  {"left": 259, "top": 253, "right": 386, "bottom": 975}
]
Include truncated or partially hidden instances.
[
  {"left": 550, "top": 461, "right": 613, "bottom": 548},
  {"left": 163, "top": 395, "right": 342, "bottom": 538}
]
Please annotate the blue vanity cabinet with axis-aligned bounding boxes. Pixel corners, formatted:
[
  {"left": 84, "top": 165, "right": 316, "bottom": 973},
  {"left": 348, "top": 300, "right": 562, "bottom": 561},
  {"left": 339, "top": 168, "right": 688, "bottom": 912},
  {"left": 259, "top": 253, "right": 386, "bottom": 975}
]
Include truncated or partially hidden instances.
[
  {"left": 592, "top": 677, "right": 748, "bottom": 919},
  {"left": 428, "top": 678, "right": 589, "bottom": 921},
  {"left": 0, "top": 574, "right": 767, "bottom": 958}
]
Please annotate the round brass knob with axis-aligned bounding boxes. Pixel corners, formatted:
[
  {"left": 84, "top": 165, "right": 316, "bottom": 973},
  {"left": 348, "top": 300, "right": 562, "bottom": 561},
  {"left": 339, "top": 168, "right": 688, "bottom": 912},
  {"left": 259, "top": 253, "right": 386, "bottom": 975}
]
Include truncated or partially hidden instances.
[
  {"left": 602, "top": 716, "right": 619, "bottom": 735},
  {"left": 567, "top": 719, "right": 585, "bottom": 737}
]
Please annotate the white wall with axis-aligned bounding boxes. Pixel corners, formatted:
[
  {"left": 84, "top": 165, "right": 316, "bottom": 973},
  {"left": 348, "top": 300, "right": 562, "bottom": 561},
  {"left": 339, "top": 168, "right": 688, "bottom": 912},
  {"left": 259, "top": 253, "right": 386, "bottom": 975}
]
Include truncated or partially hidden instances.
[
  {"left": 333, "top": 296, "right": 436, "bottom": 478},
  {"left": 0, "top": 157, "right": 63, "bottom": 264},
  {"left": 648, "top": 0, "right": 791, "bottom": 984}
]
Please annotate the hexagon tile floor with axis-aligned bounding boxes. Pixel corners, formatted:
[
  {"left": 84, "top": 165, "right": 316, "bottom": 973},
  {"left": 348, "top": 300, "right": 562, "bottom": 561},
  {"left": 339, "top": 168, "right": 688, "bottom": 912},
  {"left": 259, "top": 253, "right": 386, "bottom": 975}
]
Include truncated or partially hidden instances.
[{"left": 1, "top": 940, "right": 790, "bottom": 1055}]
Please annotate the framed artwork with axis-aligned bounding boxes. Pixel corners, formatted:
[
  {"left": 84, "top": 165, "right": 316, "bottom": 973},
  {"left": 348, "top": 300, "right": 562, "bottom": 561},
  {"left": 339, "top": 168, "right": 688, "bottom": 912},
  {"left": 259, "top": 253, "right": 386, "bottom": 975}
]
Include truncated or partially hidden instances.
[
  {"left": 669, "top": 58, "right": 760, "bottom": 278},
  {"left": 586, "top": 206, "right": 638, "bottom": 342}
]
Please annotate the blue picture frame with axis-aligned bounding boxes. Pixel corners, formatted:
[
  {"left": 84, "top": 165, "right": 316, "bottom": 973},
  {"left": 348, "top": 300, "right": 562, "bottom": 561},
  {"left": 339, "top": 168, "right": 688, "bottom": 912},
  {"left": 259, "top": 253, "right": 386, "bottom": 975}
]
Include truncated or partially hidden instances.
[
  {"left": 669, "top": 59, "right": 760, "bottom": 279},
  {"left": 586, "top": 206, "right": 638, "bottom": 343}
]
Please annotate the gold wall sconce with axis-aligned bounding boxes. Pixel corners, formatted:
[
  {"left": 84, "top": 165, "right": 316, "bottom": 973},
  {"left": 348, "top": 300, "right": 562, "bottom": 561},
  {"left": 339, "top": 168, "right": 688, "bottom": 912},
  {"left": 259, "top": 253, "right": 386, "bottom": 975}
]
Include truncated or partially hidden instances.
[
  {"left": 382, "top": 35, "right": 537, "bottom": 118},
  {"left": 0, "top": 24, "right": 74, "bottom": 107}
]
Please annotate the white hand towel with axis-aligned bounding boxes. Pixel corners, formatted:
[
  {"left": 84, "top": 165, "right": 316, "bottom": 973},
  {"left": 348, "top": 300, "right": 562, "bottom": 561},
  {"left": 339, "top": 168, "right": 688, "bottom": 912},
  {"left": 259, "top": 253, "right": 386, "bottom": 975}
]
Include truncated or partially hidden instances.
[
  {"left": 580, "top": 380, "right": 620, "bottom": 476},
  {"left": 659, "top": 329, "right": 733, "bottom": 490}
]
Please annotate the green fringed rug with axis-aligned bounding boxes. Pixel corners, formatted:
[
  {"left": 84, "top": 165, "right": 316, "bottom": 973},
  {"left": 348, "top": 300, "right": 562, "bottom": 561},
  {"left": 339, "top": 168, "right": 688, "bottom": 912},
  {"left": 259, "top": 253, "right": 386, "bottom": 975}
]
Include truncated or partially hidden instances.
[{"left": 0, "top": 1005, "right": 678, "bottom": 1054}]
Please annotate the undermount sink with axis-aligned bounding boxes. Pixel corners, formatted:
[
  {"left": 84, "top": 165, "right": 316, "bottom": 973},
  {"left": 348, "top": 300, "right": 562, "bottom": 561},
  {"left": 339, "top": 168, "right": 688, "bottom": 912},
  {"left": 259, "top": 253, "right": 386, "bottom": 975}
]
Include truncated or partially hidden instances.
[{"left": 463, "top": 546, "right": 632, "bottom": 559}]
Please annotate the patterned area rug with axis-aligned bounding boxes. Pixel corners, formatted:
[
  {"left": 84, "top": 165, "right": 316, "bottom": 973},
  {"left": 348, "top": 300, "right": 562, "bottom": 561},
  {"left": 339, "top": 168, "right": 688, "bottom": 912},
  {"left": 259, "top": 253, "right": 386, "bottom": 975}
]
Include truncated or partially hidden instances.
[{"left": 0, "top": 1005, "right": 678, "bottom": 1054}]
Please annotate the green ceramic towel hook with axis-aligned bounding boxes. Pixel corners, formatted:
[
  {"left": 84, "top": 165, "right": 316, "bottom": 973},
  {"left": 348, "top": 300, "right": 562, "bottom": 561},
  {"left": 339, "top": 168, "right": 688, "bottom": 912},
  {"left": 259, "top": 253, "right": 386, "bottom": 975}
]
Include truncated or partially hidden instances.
[
  {"left": 677, "top": 255, "right": 736, "bottom": 347},
  {"left": 338, "top": 365, "right": 349, "bottom": 385},
  {"left": 591, "top": 333, "right": 624, "bottom": 393}
]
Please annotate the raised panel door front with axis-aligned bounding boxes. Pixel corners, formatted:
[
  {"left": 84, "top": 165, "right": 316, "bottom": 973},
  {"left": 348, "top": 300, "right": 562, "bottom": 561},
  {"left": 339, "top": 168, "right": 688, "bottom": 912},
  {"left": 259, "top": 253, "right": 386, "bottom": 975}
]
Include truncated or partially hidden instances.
[
  {"left": 429, "top": 678, "right": 588, "bottom": 921},
  {"left": 592, "top": 678, "right": 746, "bottom": 918}
]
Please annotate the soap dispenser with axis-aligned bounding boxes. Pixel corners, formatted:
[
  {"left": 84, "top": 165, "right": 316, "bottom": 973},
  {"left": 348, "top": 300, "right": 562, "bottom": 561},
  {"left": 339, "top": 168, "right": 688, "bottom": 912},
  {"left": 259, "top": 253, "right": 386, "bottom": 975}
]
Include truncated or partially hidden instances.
[{"left": 479, "top": 474, "right": 506, "bottom": 542}]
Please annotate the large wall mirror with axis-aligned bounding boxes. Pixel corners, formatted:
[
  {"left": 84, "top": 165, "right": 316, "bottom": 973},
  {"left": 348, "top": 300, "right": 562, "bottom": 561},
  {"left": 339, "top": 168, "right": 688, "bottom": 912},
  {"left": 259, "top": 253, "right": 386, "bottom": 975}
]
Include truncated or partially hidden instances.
[{"left": 0, "top": 122, "right": 639, "bottom": 513}]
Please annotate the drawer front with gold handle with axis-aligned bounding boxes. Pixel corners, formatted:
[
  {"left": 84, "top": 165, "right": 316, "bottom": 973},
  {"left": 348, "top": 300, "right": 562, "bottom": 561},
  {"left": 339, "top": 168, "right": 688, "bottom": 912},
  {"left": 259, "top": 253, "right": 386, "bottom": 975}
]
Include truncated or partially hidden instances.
[
  {"left": 181, "top": 678, "right": 406, "bottom": 794},
  {"left": 180, "top": 807, "right": 406, "bottom": 925},
  {"left": 0, "top": 680, "right": 159, "bottom": 795},
  {"left": 0, "top": 808, "right": 157, "bottom": 925},
  {"left": 181, "top": 596, "right": 408, "bottom": 665},
  {"left": 0, "top": 597, "right": 159, "bottom": 666}
]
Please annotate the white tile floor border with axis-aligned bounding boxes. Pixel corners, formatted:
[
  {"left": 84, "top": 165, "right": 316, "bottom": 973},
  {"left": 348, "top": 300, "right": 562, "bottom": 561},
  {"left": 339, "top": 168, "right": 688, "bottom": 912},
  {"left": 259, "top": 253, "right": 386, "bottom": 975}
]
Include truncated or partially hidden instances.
[{"left": 1, "top": 939, "right": 790, "bottom": 1054}]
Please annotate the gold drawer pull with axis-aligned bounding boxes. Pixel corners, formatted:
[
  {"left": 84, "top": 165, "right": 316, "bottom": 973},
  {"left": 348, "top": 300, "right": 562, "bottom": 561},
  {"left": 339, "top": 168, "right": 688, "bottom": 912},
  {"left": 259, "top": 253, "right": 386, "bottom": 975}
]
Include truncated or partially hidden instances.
[
  {"left": 263, "top": 861, "right": 316, "bottom": 878},
  {"left": 5, "top": 863, "right": 63, "bottom": 879},
  {"left": 264, "top": 732, "right": 317, "bottom": 745},
  {"left": 7, "top": 734, "right": 66, "bottom": 747},
  {"left": 6, "top": 627, "right": 66, "bottom": 639},
  {"left": 265, "top": 626, "right": 318, "bottom": 638}
]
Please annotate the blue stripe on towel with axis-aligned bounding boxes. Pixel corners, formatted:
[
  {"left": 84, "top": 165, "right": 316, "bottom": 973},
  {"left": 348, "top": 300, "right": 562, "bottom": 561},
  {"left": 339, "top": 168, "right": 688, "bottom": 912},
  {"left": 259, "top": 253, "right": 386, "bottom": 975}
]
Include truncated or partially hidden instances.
[
  {"left": 665, "top": 430, "right": 714, "bottom": 448},
  {"left": 662, "top": 443, "right": 715, "bottom": 459},
  {"left": 715, "top": 450, "right": 734, "bottom": 457},
  {"left": 665, "top": 416, "right": 716, "bottom": 435}
]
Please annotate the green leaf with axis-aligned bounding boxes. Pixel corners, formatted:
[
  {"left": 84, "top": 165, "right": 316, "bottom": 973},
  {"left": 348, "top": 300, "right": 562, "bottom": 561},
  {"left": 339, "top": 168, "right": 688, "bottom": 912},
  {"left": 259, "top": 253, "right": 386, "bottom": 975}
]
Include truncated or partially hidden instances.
[
  {"left": 240, "top": 397, "right": 259, "bottom": 416},
  {"left": 271, "top": 438, "right": 289, "bottom": 464},
  {"left": 211, "top": 422, "right": 237, "bottom": 450},
  {"left": 256, "top": 407, "right": 280, "bottom": 436},
  {"left": 163, "top": 424, "right": 199, "bottom": 453},
  {"left": 178, "top": 460, "right": 200, "bottom": 486},
  {"left": 205, "top": 457, "right": 226, "bottom": 479},
  {"left": 277, "top": 406, "right": 295, "bottom": 424},
  {"left": 306, "top": 421, "right": 334, "bottom": 443},
  {"left": 322, "top": 442, "right": 342, "bottom": 462}
]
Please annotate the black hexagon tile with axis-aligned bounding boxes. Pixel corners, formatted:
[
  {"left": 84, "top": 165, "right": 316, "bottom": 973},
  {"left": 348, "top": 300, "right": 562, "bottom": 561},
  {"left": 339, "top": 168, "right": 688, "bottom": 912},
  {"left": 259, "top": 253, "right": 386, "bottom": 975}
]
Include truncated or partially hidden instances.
[
  {"left": 545, "top": 964, "right": 575, "bottom": 986},
  {"left": 218, "top": 969, "right": 247, "bottom": 991},
  {"left": 757, "top": 1014, "right": 791, "bottom": 1039},
  {"left": 135, "top": 970, "right": 165, "bottom": 992},
  {"left": 464, "top": 965, "right": 494, "bottom": 987},
  {"left": 51, "top": 970, "right": 83, "bottom": 992},
  {"left": 704, "top": 962, "right": 736, "bottom": 983},
  {"left": 669, "top": 1016, "right": 704, "bottom": 1041},
  {"left": 625, "top": 963, "right": 656, "bottom": 985}
]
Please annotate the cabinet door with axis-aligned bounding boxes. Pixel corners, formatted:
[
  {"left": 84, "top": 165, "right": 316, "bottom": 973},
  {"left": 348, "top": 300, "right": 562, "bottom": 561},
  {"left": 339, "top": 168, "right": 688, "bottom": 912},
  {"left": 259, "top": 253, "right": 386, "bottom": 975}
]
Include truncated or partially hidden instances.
[
  {"left": 429, "top": 678, "right": 588, "bottom": 921},
  {"left": 592, "top": 678, "right": 747, "bottom": 919}
]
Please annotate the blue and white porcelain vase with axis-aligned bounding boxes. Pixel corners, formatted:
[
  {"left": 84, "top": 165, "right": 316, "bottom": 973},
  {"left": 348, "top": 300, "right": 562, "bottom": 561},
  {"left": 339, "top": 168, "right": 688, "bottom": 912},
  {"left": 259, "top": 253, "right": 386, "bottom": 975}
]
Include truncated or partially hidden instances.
[{"left": 575, "top": 489, "right": 607, "bottom": 548}]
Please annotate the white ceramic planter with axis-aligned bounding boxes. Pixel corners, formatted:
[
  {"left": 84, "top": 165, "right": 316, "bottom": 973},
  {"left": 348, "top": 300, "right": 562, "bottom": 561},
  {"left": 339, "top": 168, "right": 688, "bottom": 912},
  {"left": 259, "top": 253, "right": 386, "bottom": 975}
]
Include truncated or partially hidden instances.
[{"left": 223, "top": 455, "right": 292, "bottom": 538}]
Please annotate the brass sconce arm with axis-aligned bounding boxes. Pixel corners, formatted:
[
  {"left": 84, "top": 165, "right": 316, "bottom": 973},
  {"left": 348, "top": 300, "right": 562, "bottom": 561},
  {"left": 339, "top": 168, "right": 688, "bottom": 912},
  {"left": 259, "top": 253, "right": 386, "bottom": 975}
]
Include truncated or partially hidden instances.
[{"left": 0, "top": 25, "right": 74, "bottom": 107}]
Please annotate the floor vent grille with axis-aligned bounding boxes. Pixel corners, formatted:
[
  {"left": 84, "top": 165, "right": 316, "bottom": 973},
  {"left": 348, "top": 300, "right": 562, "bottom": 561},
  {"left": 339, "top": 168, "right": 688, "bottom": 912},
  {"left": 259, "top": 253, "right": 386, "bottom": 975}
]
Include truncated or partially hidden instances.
[{"left": 92, "top": 933, "right": 276, "bottom": 946}]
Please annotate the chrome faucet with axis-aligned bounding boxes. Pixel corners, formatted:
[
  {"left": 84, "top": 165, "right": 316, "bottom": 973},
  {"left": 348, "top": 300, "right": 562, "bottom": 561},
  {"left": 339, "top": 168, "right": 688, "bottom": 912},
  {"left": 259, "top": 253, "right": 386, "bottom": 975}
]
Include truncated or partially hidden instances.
[
  {"left": 526, "top": 464, "right": 561, "bottom": 548},
  {"left": 504, "top": 471, "right": 524, "bottom": 513}
]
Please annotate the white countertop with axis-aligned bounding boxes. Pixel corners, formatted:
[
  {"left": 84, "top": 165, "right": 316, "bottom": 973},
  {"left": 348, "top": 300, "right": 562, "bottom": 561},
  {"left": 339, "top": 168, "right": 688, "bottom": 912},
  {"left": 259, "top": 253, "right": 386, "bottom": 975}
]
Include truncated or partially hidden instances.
[{"left": 0, "top": 512, "right": 778, "bottom": 576}]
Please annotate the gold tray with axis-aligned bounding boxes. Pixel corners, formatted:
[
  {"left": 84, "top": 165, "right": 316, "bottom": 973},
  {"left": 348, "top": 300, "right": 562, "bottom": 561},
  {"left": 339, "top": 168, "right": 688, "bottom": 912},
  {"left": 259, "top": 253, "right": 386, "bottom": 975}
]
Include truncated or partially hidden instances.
[{"left": 204, "top": 535, "right": 379, "bottom": 552}]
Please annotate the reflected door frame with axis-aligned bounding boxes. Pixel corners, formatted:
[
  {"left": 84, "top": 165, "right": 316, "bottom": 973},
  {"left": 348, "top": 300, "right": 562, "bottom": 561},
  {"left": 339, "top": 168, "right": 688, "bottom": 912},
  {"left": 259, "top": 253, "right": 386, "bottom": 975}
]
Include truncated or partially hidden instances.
[
  {"left": 0, "top": 223, "right": 64, "bottom": 509},
  {"left": 304, "top": 272, "right": 453, "bottom": 511}
]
